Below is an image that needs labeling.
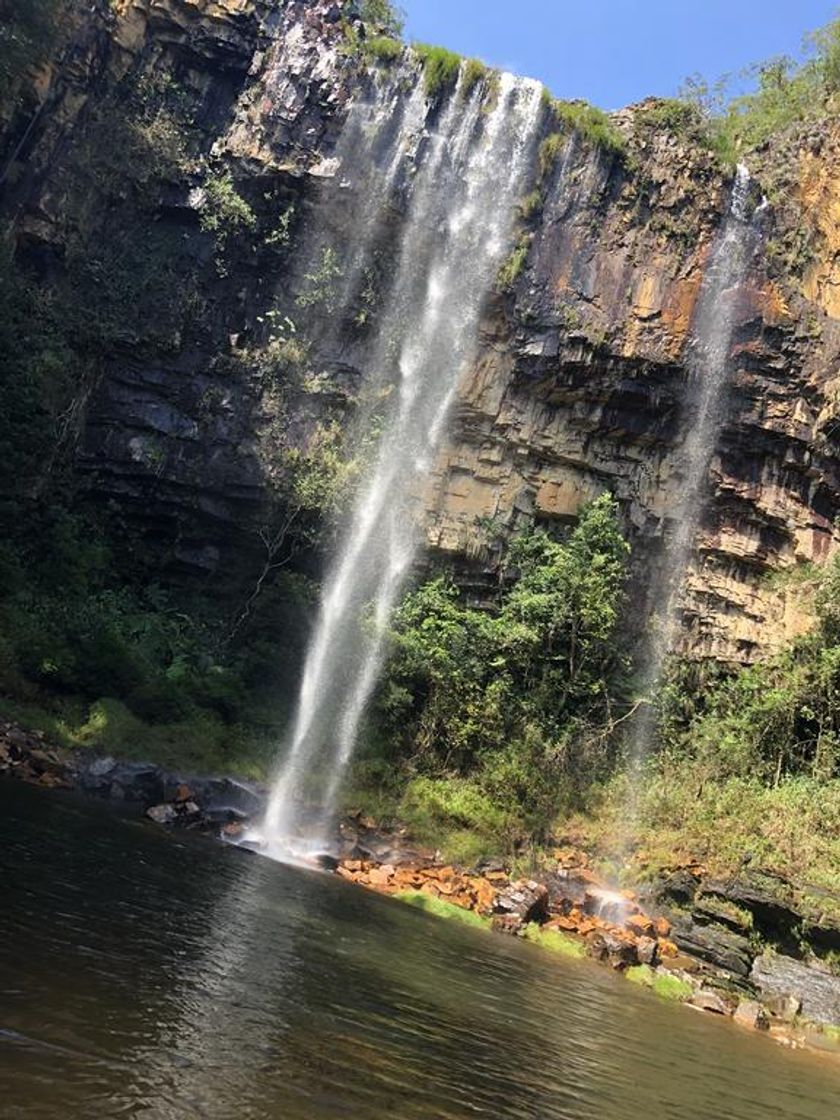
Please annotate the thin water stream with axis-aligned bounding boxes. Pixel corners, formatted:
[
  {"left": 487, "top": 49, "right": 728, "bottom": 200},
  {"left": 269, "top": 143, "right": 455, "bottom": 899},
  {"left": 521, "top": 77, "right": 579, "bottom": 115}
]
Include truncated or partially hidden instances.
[{"left": 1, "top": 782, "right": 839, "bottom": 1119}]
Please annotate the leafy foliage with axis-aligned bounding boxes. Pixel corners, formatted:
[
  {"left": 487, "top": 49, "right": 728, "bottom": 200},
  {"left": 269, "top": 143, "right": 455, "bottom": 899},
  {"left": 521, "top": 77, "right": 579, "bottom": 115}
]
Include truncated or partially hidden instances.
[
  {"left": 200, "top": 170, "right": 257, "bottom": 269},
  {"left": 359, "top": 0, "right": 404, "bottom": 37},
  {"left": 375, "top": 495, "right": 631, "bottom": 848},
  {"left": 678, "top": 16, "right": 840, "bottom": 161},
  {"left": 296, "top": 246, "right": 344, "bottom": 313}
]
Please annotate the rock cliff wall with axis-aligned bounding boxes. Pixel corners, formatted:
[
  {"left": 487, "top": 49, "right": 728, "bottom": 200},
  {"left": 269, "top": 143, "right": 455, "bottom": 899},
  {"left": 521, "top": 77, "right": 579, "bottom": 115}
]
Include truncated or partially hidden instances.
[{"left": 4, "top": 0, "right": 840, "bottom": 661}]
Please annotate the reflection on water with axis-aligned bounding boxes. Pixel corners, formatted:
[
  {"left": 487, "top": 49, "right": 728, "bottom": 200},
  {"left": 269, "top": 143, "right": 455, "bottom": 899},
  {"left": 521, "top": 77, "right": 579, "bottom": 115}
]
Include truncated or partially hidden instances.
[{"left": 1, "top": 780, "right": 839, "bottom": 1119}]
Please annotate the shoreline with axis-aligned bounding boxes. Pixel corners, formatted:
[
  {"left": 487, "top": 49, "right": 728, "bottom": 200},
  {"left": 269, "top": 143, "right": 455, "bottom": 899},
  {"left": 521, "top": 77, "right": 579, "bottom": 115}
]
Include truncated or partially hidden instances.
[{"left": 3, "top": 717, "right": 840, "bottom": 1061}]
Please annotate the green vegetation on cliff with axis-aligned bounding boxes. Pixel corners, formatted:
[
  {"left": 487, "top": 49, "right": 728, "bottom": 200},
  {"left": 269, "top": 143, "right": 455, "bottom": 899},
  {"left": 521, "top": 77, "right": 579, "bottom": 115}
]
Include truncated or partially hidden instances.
[
  {"left": 414, "top": 43, "right": 462, "bottom": 97},
  {"left": 355, "top": 495, "right": 631, "bottom": 858},
  {"left": 670, "top": 16, "right": 840, "bottom": 161}
]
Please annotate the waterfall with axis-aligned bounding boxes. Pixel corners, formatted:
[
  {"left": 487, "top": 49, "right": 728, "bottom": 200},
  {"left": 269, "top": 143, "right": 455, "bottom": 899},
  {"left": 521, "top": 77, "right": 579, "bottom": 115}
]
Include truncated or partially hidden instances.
[
  {"left": 257, "top": 69, "right": 543, "bottom": 861},
  {"left": 622, "top": 164, "right": 762, "bottom": 817}
]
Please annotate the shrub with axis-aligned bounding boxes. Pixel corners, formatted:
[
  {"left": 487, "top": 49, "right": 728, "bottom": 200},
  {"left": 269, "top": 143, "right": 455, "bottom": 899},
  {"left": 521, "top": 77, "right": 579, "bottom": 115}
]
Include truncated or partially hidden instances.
[
  {"left": 633, "top": 98, "right": 712, "bottom": 147},
  {"left": 548, "top": 98, "right": 626, "bottom": 157},
  {"left": 678, "top": 16, "right": 840, "bottom": 160},
  {"left": 359, "top": 0, "right": 404, "bottom": 37},
  {"left": 414, "top": 43, "right": 462, "bottom": 97},
  {"left": 377, "top": 495, "right": 631, "bottom": 846},
  {"left": 495, "top": 234, "right": 530, "bottom": 292},
  {"left": 199, "top": 170, "right": 256, "bottom": 260},
  {"left": 539, "top": 133, "right": 566, "bottom": 181},
  {"left": 364, "top": 36, "right": 402, "bottom": 65},
  {"left": 296, "top": 245, "right": 343, "bottom": 313}
]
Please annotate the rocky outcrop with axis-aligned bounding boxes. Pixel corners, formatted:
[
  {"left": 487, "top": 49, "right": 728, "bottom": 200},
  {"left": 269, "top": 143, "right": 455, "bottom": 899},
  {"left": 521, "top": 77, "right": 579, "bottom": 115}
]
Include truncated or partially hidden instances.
[{"left": 4, "top": 0, "right": 840, "bottom": 660}]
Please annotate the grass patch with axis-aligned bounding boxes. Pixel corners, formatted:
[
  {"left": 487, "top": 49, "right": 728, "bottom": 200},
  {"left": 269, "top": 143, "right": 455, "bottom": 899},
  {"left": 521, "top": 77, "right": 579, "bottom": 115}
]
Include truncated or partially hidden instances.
[
  {"left": 495, "top": 234, "right": 530, "bottom": 293},
  {"left": 633, "top": 99, "right": 713, "bottom": 148},
  {"left": 413, "top": 43, "right": 462, "bottom": 97},
  {"left": 653, "top": 973, "right": 694, "bottom": 1001},
  {"left": 461, "top": 57, "right": 488, "bottom": 97},
  {"left": 398, "top": 775, "right": 512, "bottom": 865},
  {"left": 518, "top": 190, "right": 543, "bottom": 222},
  {"left": 539, "top": 133, "right": 566, "bottom": 181},
  {"left": 394, "top": 891, "right": 490, "bottom": 929},
  {"left": 522, "top": 923, "right": 586, "bottom": 958},
  {"left": 364, "top": 36, "right": 402, "bottom": 65},
  {"left": 548, "top": 98, "right": 626, "bottom": 158},
  {"left": 0, "top": 694, "right": 275, "bottom": 781},
  {"left": 626, "top": 965, "right": 693, "bottom": 1001}
]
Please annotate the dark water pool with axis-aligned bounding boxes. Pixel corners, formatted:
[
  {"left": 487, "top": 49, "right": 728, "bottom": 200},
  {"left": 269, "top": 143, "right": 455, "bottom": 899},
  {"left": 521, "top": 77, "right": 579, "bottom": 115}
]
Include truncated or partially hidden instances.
[{"left": 1, "top": 779, "right": 838, "bottom": 1119}]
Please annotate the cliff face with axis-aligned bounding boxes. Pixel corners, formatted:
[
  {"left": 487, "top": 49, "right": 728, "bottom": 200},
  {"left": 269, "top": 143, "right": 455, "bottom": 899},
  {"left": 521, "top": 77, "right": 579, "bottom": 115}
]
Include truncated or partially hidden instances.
[{"left": 5, "top": 0, "right": 840, "bottom": 661}]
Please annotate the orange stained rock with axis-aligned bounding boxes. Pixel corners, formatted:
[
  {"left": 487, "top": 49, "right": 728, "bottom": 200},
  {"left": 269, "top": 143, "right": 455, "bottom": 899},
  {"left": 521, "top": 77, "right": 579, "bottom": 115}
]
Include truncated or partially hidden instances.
[
  {"left": 654, "top": 916, "right": 673, "bottom": 939},
  {"left": 658, "top": 939, "right": 679, "bottom": 958},
  {"left": 626, "top": 914, "right": 656, "bottom": 938}
]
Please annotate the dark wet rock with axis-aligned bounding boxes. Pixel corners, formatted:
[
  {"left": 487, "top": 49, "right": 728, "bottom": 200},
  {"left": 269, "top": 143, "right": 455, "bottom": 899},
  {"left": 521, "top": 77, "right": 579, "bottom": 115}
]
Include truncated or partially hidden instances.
[
  {"left": 751, "top": 953, "right": 840, "bottom": 1027},
  {"left": 802, "top": 916, "right": 840, "bottom": 955},
  {"left": 315, "top": 853, "right": 340, "bottom": 872},
  {"left": 543, "top": 870, "right": 590, "bottom": 912},
  {"left": 652, "top": 869, "right": 702, "bottom": 908},
  {"left": 82, "top": 760, "right": 167, "bottom": 804},
  {"left": 692, "top": 895, "right": 754, "bottom": 936},
  {"left": 188, "top": 777, "right": 265, "bottom": 819},
  {"left": 671, "top": 920, "right": 755, "bottom": 977},
  {"left": 493, "top": 881, "right": 550, "bottom": 925},
  {"left": 699, "top": 874, "right": 800, "bottom": 942}
]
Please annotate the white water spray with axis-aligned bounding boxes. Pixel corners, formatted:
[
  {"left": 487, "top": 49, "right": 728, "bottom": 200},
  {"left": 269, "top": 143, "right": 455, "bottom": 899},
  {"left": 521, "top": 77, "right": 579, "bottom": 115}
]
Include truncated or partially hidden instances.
[
  {"left": 623, "top": 164, "right": 762, "bottom": 805},
  {"left": 258, "top": 70, "right": 543, "bottom": 861}
]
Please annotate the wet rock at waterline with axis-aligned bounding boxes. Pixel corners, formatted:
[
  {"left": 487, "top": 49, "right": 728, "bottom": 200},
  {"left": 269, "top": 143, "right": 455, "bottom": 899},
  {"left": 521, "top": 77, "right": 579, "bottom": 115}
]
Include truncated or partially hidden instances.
[{"left": 751, "top": 954, "right": 840, "bottom": 1028}]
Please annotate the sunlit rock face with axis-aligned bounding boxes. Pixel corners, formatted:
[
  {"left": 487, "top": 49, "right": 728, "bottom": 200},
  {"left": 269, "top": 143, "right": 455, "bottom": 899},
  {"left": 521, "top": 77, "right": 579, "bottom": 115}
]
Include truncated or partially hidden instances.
[{"left": 4, "top": 0, "right": 840, "bottom": 662}]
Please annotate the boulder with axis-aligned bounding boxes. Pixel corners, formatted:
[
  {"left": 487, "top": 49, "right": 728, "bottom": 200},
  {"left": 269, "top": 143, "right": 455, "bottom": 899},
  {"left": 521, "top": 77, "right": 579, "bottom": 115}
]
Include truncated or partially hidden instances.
[
  {"left": 733, "top": 999, "right": 770, "bottom": 1031},
  {"left": 587, "top": 930, "right": 639, "bottom": 969},
  {"left": 492, "top": 914, "right": 524, "bottom": 936},
  {"left": 636, "top": 936, "right": 660, "bottom": 967},
  {"left": 146, "top": 803, "right": 178, "bottom": 826},
  {"left": 751, "top": 953, "right": 840, "bottom": 1027},
  {"left": 493, "top": 881, "right": 550, "bottom": 925},
  {"left": 689, "top": 989, "right": 733, "bottom": 1015}
]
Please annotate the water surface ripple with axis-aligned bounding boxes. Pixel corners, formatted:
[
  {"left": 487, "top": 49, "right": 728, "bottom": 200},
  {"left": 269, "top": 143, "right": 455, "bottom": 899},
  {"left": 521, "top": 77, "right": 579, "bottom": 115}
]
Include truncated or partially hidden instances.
[{"left": 1, "top": 781, "right": 838, "bottom": 1119}]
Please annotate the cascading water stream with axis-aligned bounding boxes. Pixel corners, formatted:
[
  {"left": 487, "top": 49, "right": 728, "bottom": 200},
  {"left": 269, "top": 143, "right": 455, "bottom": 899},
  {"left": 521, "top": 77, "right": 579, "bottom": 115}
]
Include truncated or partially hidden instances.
[
  {"left": 257, "top": 70, "right": 543, "bottom": 861},
  {"left": 621, "top": 164, "right": 764, "bottom": 840}
]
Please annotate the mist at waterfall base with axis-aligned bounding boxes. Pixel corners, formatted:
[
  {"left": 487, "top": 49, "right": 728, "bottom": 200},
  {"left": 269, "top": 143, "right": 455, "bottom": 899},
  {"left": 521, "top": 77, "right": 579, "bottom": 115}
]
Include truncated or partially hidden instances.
[
  {"left": 248, "top": 69, "right": 542, "bottom": 863},
  {"left": 617, "top": 165, "right": 765, "bottom": 861}
]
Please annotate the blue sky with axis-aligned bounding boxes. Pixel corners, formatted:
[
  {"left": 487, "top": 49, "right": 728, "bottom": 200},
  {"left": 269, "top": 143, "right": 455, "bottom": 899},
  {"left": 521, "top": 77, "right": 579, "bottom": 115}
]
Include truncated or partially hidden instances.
[{"left": 400, "top": 0, "right": 839, "bottom": 109}]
